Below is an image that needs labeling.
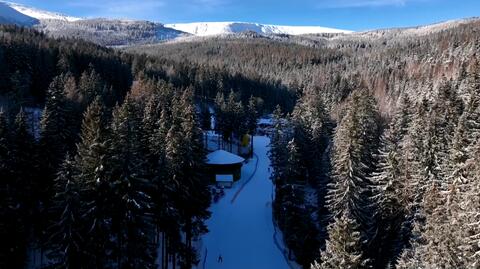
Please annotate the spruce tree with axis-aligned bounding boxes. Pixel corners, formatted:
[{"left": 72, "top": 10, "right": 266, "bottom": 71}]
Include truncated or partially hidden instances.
[
  {"left": 78, "top": 67, "right": 104, "bottom": 106},
  {"left": 214, "top": 91, "right": 226, "bottom": 136},
  {"left": 48, "top": 155, "right": 84, "bottom": 269},
  {"left": 0, "top": 109, "right": 14, "bottom": 268},
  {"left": 327, "top": 90, "right": 380, "bottom": 240},
  {"left": 176, "top": 89, "right": 210, "bottom": 268},
  {"left": 0, "top": 109, "right": 9, "bottom": 183},
  {"left": 246, "top": 95, "right": 259, "bottom": 134},
  {"left": 285, "top": 138, "right": 306, "bottom": 183},
  {"left": 369, "top": 96, "right": 413, "bottom": 267},
  {"left": 39, "top": 74, "right": 75, "bottom": 198},
  {"left": 466, "top": 140, "right": 480, "bottom": 266},
  {"left": 74, "top": 98, "right": 112, "bottom": 268},
  {"left": 4, "top": 109, "right": 34, "bottom": 268},
  {"left": 109, "top": 95, "right": 155, "bottom": 268},
  {"left": 270, "top": 105, "right": 288, "bottom": 184},
  {"left": 313, "top": 211, "right": 367, "bottom": 269}
]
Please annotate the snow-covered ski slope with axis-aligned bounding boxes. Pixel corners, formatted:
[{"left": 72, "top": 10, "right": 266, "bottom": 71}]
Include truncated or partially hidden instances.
[{"left": 195, "top": 136, "right": 298, "bottom": 269}]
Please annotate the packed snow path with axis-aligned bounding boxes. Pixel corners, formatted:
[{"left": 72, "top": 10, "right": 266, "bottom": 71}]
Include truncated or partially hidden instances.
[{"left": 197, "top": 136, "right": 293, "bottom": 269}]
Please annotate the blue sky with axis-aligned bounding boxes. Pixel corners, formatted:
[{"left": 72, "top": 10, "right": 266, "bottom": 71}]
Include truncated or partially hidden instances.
[{"left": 12, "top": 0, "right": 480, "bottom": 30}]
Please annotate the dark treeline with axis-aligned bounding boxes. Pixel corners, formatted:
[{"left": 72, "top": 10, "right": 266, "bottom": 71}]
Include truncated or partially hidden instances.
[
  {"left": 0, "top": 25, "right": 220, "bottom": 269},
  {"left": 0, "top": 25, "right": 132, "bottom": 108},
  {"left": 129, "top": 50, "right": 297, "bottom": 112}
]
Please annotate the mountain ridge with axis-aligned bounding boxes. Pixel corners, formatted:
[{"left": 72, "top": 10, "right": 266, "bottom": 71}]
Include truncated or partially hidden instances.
[
  {"left": 164, "top": 21, "right": 352, "bottom": 36},
  {"left": 0, "top": 1, "right": 352, "bottom": 37},
  {"left": 0, "top": 0, "right": 478, "bottom": 47}
]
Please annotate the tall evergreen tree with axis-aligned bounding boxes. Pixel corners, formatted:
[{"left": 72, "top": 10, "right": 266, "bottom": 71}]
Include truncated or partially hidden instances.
[
  {"left": 0, "top": 109, "right": 15, "bottom": 268},
  {"left": 39, "top": 74, "right": 75, "bottom": 197},
  {"left": 246, "top": 95, "right": 259, "bottom": 134},
  {"left": 109, "top": 95, "right": 155, "bottom": 268},
  {"left": 270, "top": 105, "right": 288, "bottom": 184},
  {"left": 313, "top": 211, "right": 367, "bottom": 269},
  {"left": 48, "top": 155, "right": 84, "bottom": 269},
  {"left": 4, "top": 109, "right": 35, "bottom": 268},
  {"left": 74, "top": 98, "right": 113, "bottom": 268},
  {"left": 370, "top": 96, "right": 413, "bottom": 267},
  {"left": 78, "top": 67, "right": 105, "bottom": 106},
  {"left": 285, "top": 138, "right": 307, "bottom": 183},
  {"left": 327, "top": 90, "right": 380, "bottom": 240}
]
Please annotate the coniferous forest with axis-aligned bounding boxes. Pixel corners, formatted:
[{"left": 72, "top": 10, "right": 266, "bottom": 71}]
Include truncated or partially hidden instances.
[
  {"left": 135, "top": 20, "right": 480, "bottom": 268},
  {"left": 0, "top": 15, "right": 479, "bottom": 269}
]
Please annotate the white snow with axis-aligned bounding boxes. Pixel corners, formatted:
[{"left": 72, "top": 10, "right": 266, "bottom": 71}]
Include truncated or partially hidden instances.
[
  {"left": 195, "top": 136, "right": 299, "bottom": 269},
  {"left": 206, "top": 150, "right": 245, "bottom": 165},
  {"left": 3, "top": 1, "right": 81, "bottom": 22},
  {"left": 165, "top": 22, "right": 352, "bottom": 36},
  {"left": 0, "top": 1, "right": 38, "bottom": 26}
]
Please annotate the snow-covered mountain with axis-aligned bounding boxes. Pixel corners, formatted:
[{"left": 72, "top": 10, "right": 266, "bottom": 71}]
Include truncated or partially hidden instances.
[
  {"left": 0, "top": 1, "right": 188, "bottom": 46},
  {"left": 0, "top": 1, "right": 38, "bottom": 26},
  {"left": 165, "top": 22, "right": 352, "bottom": 36},
  {"left": 1, "top": 0, "right": 476, "bottom": 47},
  {"left": 3, "top": 1, "right": 80, "bottom": 22}
]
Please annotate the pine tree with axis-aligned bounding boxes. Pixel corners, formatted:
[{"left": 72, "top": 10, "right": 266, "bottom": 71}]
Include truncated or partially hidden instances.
[
  {"left": 163, "top": 120, "right": 185, "bottom": 269},
  {"left": 369, "top": 96, "right": 413, "bottom": 267},
  {"left": 3, "top": 109, "right": 35, "bottom": 268},
  {"left": 48, "top": 155, "right": 84, "bottom": 269},
  {"left": 285, "top": 138, "right": 306, "bottom": 183},
  {"left": 405, "top": 98, "right": 442, "bottom": 215},
  {"left": 466, "top": 140, "right": 480, "bottom": 266},
  {"left": 74, "top": 98, "right": 113, "bottom": 268},
  {"left": 0, "top": 109, "right": 9, "bottom": 183},
  {"left": 313, "top": 212, "right": 367, "bottom": 269},
  {"left": 78, "top": 66, "right": 104, "bottom": 106},
  {"left": 109, "top": 95, "right": 155, "bottom": 268},
  {"left": 291, "top": 90, "right": 330, "bottom": 181},
  {"left": 39, "top": 74, "right": 75, "bottom": 197},
  {"left": 228, "top": 90, "right": 246, "bottom": 137},
  {"left": 432, "top": 79, "right": 464, "bottom": 174},
  {"left": 396, "top": 184, "right": 466, "bottom": 268},
  {"left": 140, "top": 93, "right": 172, "bottom": 269},
  {"left": 270, "top": 105, "right": 288, "bottom": 184},
  {"left": 246, "top": 95, "right": 259, "bottom": 134},
  {"left": 0, "top": 109, "right": 14, "bottom": 268},
  {"left": 176, "top": 89, "right": 210, "bottom": 268},
  {"left": 214, "top": 91, "right": 226, "bottom": 135},
  {"left": 327, "top": 91, "right": 380, "bottom": 240}
]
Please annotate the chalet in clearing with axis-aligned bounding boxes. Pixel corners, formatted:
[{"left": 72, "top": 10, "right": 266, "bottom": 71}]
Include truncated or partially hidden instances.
[{"left": 206, "top": 150, "right": 245, "bottom": 184}]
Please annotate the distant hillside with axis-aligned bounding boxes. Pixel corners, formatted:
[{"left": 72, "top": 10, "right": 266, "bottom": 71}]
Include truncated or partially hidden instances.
[
  {"left": 129, "top": 18, "right": 480, "bottom": 116},
  {"left": 0, "top": 1, "right": 352, "bottom": 46},
  {"left": 0, "top": 1, "right": 188, "bottom": 46},
  {"left": 165, "top": 21, "right": 351, "bottom": 36}
]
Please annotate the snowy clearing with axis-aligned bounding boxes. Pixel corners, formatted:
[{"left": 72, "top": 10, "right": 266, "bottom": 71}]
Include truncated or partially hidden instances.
[{"left": 195, "top": 136, "right": 299, "bottom": 269}]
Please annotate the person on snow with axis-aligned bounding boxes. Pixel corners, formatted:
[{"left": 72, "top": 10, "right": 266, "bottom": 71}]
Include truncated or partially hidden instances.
[{"left": 218, "top": 254, "right": 223, "bottom": 263}]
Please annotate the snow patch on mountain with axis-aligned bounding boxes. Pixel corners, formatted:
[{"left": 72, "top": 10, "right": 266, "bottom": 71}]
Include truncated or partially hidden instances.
[
  {"left": 2, "top": 1, "right": 80, "bottom": 22},
  {"left": 165, "top": 22, "right": 352, "bottom": 36},
  {"left": 0, "top": 1, "right": 38, "bottom": 26}
]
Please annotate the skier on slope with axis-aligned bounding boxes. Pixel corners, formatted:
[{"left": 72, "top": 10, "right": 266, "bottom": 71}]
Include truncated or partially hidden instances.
[{"left": 218, "top": 254, "right": 223, "bottom": 263}]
